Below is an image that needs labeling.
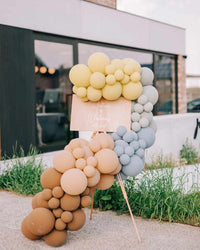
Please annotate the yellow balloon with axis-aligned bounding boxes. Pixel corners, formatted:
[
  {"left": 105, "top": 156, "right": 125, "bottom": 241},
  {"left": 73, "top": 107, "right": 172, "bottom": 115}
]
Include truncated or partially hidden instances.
[
  {"left": 81, "top": 96, "right": 89, "bottom": 102},
  {"left": 122, "top": 58, "right": 141, "bottom": 73},
  {"left": 111, "top": 59, "right": 124, "bottom": 70},
  {"left": 102, "top": 82, "right": 122, "bottom": 101},
  {"left": 105, "top": 64, "right": 115, "bottom": 75},
  {"left": 88, "top": 52, "right": 110, "bottom": 73},
  {"left": 106, "top": 74, "right": 116, "bottom": 85},
  {"left": 122, "top": 82, "right": 143, "bottom": 100},
  {"left": 130, "top": 72, "right": 141, "bottom": 82},
  {"left": 77, "top": 87, "right": 87, "bottom": 98},
  {"left": 114, "top": 69, "right": 124, "bottom": 81},
  {"left": 121, "top": 74, "right": 129, "bottom": 85},
  {"left": 72, "top": 86, "right": 78, "bottom": 94},
  {"left": 69, "top": 64, "right": 91, "bottom": 87},
  {"left": 123, "top": 64, "right": 134, "bottom": 75},
  {"left": 90, "top": 72, "right": 105, "bottom": 89},
  {"left": 87, "top": 86, "right": 102, "bottom": 102}
]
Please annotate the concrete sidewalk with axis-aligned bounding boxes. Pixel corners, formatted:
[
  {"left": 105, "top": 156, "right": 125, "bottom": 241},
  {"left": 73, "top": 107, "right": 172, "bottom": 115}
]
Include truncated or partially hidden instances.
[{"left": 0, "top": 191, "right": 199, "bottom": 250}]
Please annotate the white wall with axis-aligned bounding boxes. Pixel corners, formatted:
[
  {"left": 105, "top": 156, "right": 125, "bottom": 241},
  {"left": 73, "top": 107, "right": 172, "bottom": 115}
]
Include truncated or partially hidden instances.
[
  {"left": 0, "top": 0, "right": 185, "bottom": 55},
  {"left": 146, "top": 113, "right": 200, "bottom": 162}
]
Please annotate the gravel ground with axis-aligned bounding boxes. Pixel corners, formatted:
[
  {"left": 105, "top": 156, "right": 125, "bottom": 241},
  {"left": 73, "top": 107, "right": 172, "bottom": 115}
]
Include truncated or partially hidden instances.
[{"left": 0, "top": 191, "right": 199, "bottom": 250}]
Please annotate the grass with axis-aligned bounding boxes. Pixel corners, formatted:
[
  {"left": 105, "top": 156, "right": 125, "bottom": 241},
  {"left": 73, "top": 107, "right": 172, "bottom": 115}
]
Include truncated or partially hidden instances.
[
  {"left": 180, "top": 139, "right": 199, "bottom": 165},
  {"left": 145, "top": 154, "right": 178, "bottom": 170},
  {"left": 94, "top": 167, "right": 200, "bottom": 226},
  {"left": 0, "top": 146, "right": 44, "bottom": 196}
]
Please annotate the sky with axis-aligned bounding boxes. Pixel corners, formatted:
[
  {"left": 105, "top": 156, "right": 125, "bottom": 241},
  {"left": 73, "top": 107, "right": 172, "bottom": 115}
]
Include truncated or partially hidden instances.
[{"left": 117, "top": 0, "right": 200, "bottom": 75}]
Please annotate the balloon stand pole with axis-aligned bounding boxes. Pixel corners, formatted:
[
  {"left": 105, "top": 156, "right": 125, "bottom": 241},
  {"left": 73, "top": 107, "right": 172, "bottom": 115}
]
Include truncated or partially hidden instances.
[
  {"left": 117, "top": 173, "right": 142, "bottom": 243},
  {"left": 90, "top": 187, "right": 96, "bottom": 220},
  {"left": 0, "top": 125, "right": 1, "bottom": 161}
]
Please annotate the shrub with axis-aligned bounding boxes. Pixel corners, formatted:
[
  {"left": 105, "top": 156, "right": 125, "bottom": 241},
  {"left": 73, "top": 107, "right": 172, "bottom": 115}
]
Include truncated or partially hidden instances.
[
  {"left": 94, "top": 168, "right": 200, "bottom": 226},
  {"left": 180, "top": 139, "right": 199, "bottom": 165},
  {"left": 0, "top": 147, "right": 43, "bottom": 195}
]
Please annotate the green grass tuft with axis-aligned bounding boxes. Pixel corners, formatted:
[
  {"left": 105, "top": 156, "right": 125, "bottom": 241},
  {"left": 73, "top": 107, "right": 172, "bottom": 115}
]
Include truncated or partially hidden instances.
[
  {"left": 0, "top": 147, "right": 43, "bottom": 196},
  {"left": 180, "top": 139, "right": 199, "bottom": 165},
  {"left": 94, "top": 168, "right": 200, "bottom": 226}
]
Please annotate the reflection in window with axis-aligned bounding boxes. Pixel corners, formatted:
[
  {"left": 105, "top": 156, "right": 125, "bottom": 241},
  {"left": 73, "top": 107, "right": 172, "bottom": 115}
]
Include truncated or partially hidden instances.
[
  {"left": 155, "top": 55, "right": 176, "bottom": 115},
  {"left": 34, "top": 40, "right": 75, "bottom": 149}
]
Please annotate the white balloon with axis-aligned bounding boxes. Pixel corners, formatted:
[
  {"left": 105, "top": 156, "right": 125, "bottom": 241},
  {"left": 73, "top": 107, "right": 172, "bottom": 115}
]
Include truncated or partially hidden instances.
[
  {"left": 141, "top": 112, "right": 153, "bottom": 122},
  {"left": 144, "top": 102, "right": 153, "bottom": 112},
  {"left": 142, "top": 86, "right": 158, "bottom": 105},
  {"left": 134, "top": 103, "right": 143, "bottom": 114},
  {"left": 149, "top": 119, "right": 157, "bottom": 132},
  {"left": 138, "top": 95, "right": 148, "bottom": 105},
  {"left": 139, "top": 117, "right": 149, "bottom": 127},
  {"left": 131, "top": 122, "right": 141, "bottom": 132},
  {"left": 131, "top": 112, "right": 140, "bottom": 122},
  {"left": 141, "top": 67, "right": 154, "bottom": 86}
]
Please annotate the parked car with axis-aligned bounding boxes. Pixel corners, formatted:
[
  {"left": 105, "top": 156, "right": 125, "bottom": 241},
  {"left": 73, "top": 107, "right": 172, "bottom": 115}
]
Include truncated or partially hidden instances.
[{"left": 187, "top": 98, "right": 200, "bottom": 113}]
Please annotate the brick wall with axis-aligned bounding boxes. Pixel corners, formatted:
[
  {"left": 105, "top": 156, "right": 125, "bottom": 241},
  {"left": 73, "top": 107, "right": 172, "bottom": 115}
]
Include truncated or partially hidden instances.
[
  {"left": 177, "top": 55, "right": 187, "bottom": 113},
  {"left": 85, "top": 0, "right": 116, "bottom": 8}
]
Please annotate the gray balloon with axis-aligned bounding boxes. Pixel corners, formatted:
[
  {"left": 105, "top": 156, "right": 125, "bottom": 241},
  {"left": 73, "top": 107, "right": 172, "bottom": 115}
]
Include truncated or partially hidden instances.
[
  {"left": 123, "top": 131, "right": 137, "bottom": 143},
  {"left": 142, "top": 86, "right": 158, "bottom": 105},
  {"left": 137, "top": 127, "right": 155, "bottom": 148},
  {"left": 125, "top": 146, "right": 135, "bottom": 156},
  {"left": 141, "top": 67, "right": 154, "bottom": 86},
  {"left": 130, "top": 140, "right": 139, "bottom": 150},
  {"left": 122, "top": 155, "right": 144, "bottom": 177},
  {"left": 131, "top": 101, "right": 136, "bottom": 112},
  {"left": 115, "top": 140, "right": 129, "bottom": 148},
  {"left": 114, "top": 146, "right": 124, "bottom": 156},
  {"left": 136, "top": 148, "right": 145, "bottom": 158},
  {"left": 120, "top": 154, "right": 130, "bottom": 165},
  {"left": 111, "top": 132, "right": 121, "bottom": 141},
  {"left": 138, "top": 139, "right": 147, "bottom": 149},
  {"left": 117, "top": 126, "right": 127, "bottom": 137},
  {"left": 119, "top": 172, "right": 128, "bottom": 180}
]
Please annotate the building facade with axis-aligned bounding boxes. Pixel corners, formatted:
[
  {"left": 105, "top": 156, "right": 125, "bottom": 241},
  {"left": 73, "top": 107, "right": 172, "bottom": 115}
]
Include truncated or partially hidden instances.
[{"left": 0, "top": 0, "right": 186, "bottom": 156}]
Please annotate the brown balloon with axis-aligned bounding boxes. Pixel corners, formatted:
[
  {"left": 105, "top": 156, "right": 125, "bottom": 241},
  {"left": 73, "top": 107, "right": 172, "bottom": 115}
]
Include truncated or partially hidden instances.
[
  {"left": 87, "top": 169, "right": 100, "bottom": 187},
  {"left": 68, "top": 209, "right": 86, "bottom": 231},
  {"left": 52, "top": 186, "right": 64, "bottom": 199},
  {"left": 61, "top": 211, "right": 73, "bottom": 223},
  {"left": 81, "top": 196, "right": 92, "bottom": 207},
  {"left": 44, "top": 230, "right": 68, "bottom": 247},
  {"left": 41, "top": 189, "right": 52, "bottom": 201},
  {"left": 53, "top": 208, "right": 63, "bottom": 218},
  {"left": 81, "top": 187, "right": 90, "bottom": 196},
  {"left": 55, "top": 218, "right": 66, "bottom": 231},
  {"left": 40, "top": 168, "right": 61, "bottom": 189},
  {"left": 32, "top": 192, "right": 41, "bottom": 209},
  {"left": 48, "top": 197, "right": 60, "bottom": 209},
  {"left": 96, "top": 174, "right": 114, "bottom": 190},
  {"left": 27, "top": 208, "right": 55, "bottom": 236},
  {"left": 60, "top": 193, "right": 80, "bottom": 211},
  {"left": 21, "top": 216, "right": 41, "bottom": 240}
]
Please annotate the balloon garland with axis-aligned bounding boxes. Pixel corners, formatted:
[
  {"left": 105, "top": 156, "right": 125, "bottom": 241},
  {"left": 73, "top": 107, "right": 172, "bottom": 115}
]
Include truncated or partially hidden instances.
[{"left": 21, "top": 53, "right": 158, "bottom": 247}]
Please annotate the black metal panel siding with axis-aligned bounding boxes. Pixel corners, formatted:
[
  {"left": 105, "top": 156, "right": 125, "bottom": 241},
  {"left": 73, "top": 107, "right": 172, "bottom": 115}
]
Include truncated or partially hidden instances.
[{"left": 0, "top": 25, "right": 36, "bottom": 156}]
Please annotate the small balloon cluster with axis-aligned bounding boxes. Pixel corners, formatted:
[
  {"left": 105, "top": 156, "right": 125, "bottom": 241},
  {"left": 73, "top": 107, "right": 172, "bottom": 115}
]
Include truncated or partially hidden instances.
[
  {"left": 69, "top": 52, "right": 143, "bottom": 102},
  {"left": 21, "top": 134, "right": 121, "bottom": 247},
  {"left": 111, "top": 67, "right": 158, "bottom": 178}
]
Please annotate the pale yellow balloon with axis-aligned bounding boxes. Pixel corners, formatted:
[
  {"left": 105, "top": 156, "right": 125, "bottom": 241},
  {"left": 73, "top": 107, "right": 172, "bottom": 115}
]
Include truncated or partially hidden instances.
[
  {"left": 105, "top": 64, "right": 116, "bottom": 75},
  {"left": 123, "top": 64, "right": 134, "bottom": 75},
  {"left": 81, "top": 96, "right": 89, "bottom": 102},
  {"left": 88, "top": 52, "right": 110, "bottom": 73},
  {"left": 114, "top": 69, "right": 124, "bottom": 81},
  {"left": 69, "top": 64, "right": 91, "bottom": 87},
  {"left": 106, "top": 74, "right": 116, "bottom": 85},
  {"left": 121, "top": 74, "right": 130, "bottom": 85},
  {"left": 122, "top": 82, "right": 143, "bottom": 100},
  {"left": 87, "top": 86, "right": 102, "bottom": 102},
  {"left": 72, "top": 86, "right": 78, "bottom": 94},
  {"left": 90, "top": 72, "right": 105, "bottom": 89},
  {"left": 111, "top": 59, "right": 124, "bottom": 70},
  {"left": 122, "top": 58, "right": 141, "bottom": 73},
  {"left": 130, "top": 72, "right": 141, "bottom": 82},
  {"left": 77, "top": 87, "right": 87, "bottom": 98},
  {"left": 102, "top": 82, "right": 122, "bottom": 101}
]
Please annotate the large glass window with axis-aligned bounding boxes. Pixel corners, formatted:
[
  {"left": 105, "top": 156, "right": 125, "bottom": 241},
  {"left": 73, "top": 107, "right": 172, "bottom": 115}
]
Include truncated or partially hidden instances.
[
  {"left": 34, "top": 40, "right": 76, "bottom": 150},
  {"left": 155, "top": 55, "right": 176, "bottom": 115}
]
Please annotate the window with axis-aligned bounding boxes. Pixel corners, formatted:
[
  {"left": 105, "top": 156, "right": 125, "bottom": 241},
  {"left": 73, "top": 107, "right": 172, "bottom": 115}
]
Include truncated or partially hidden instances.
[
  {"left": 155, "top": 55, "right": 176, "bottom": 115},
  {"left": 34, "top": 40, "right": 76, "bottom": 150}
]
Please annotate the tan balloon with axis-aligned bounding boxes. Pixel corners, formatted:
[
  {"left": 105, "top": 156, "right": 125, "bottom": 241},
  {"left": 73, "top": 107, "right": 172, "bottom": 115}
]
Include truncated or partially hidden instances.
[
  {"left": 27, "top": 208, "right": 55, "bottom": 236},
  {"left": 48, "top": 197, "right": 60, "bottom": 209},
  {"left": 102, "top": 82, "right": 122, "bottom": 101},
  {"left": 97, "top": 174, "right": 114, "bottom": 190},
  {"left": 87, "top": 169, "right": 100, "bottom": 187},
  {"left": 89, "top": 139, "right": 101, "bottom": 153},
  {"left": 72, "top": 147, "right": 85, "bottom": 159},
  {"left": 94, "top": 133, "right": 114, "bottom": 150},
  {"left": 81, "top": 187, "right": 90, "bottom": 196},
  {"left": 110, "top": 163, "right": 122, "bottom": 175},
  {"left": 61, "top": 211, "right": 73, "bottom": 223},
  {"left": 44, "top": 230, "right": 68, "bottom": 247},
  {"left": 122, "top": 82, "right": 143, "bottom": 100},
  {"left": 40, "top": 168, "right": 61, "bottom": 189},
  {"left": 69, "top": 64, "right": 91, "bottom": 87},
  {"left": 68, "top": 209, "right": 86, "bottom": 231},
  {"left": 52, "top": 186, "right": 64, "bottom": 198},
  {"left": 75, "top": 158, "right": 86, "bottom": 170},
  {"left": 86, "top": 156, "right": 97, "bottom": 167},
  {"left": 81, "top": 196, "right": 92, "bottom": 207},
  {"left": 88, "top": 52, "right": 110, "bottom": 73},
  {"left": 21, "top": 216, "right": 41, "bottom": 240},
  {"left": 95, "top": 148, "right": 119, "bottom": 174},
  {"left": 82, "top": 145, "right": 94, "bottom": 159},
  {"left": 55, "top": 218, "right": 66, "bottom": 231},
  {"left": 68, "top": 138, "right": 89, "bottom": 151},
  {"left": 61, "top": 169, "right": 87, "bottom": 195},
  {"left": 60, "top": 193, "right": 80, "bottom": 211},
  {"left": 53, "top": 150, "right": 75, "bottom": 173},
  {"left": 83, "top": 165, "right": 95, "bottom": 177},
  {"left": 53, "top": 208, "right": 63, "bottom": 218}
]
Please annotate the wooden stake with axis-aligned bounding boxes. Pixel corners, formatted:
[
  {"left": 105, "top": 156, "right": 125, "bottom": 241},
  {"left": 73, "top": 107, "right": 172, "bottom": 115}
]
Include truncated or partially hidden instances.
[
  {"left": 90, "top": 187, "right": 95, "bottom": 220},
  {"left": 117, "top": 173, "right": 142, "bottom": 243}
]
